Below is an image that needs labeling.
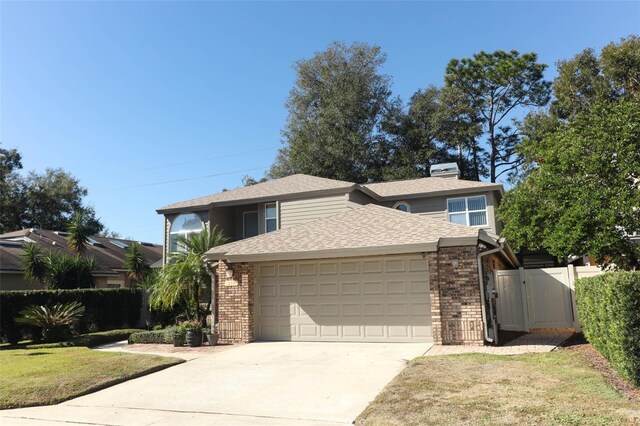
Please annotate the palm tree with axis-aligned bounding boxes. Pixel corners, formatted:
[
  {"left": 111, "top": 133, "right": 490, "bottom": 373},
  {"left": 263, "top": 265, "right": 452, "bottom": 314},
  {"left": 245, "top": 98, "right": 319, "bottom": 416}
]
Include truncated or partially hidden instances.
[
  {"left": 124, "top": 243, "right": 151, "bottom": 284},
  {"left": 149, "top": 226, "right": 228, "bottom": 326},
  {"left": 22, "top": 243, "right": 46, "bottom": 287},
  {"left": 22, "top": 243, "right": 97, "bottom": 289},
  {"left": 66, "top": 210, "right": 90, "bottom": 256}
]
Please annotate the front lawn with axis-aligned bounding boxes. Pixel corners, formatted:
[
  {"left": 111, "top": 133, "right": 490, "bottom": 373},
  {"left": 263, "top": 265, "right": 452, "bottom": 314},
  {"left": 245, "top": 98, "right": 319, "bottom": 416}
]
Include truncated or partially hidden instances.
[
  {"left": 0, "top": 347, "right": 183, "bottom": 409},
  {"left": 357, "top": 350, "right": 640, "bottom": 425}
]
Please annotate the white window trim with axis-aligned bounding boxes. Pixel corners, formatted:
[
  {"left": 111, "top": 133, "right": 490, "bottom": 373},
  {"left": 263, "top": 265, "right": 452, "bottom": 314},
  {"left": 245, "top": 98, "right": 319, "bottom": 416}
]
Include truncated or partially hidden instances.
[
  {"left": 169, "top": 213, "right": 205, "bottom": 253},
  {"left": 392, "top": 201, "right": 411, "bottom": 213},
  {"left": 265, "top": 202, "right": 278, "bottom": 233},
  {"left": 243, "top": 210, "right": 258, "bottom": 238},
  {"left": 446, "top": 195, "right": 488, "bottom": 227}
]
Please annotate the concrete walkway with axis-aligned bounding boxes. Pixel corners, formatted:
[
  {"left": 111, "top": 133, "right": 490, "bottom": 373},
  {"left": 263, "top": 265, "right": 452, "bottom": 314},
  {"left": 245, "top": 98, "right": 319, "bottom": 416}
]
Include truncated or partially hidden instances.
[
  {"left": 1, "top": 342, "right": 431, "bottom": 426},
  {"left": 93, "top": 340, "right": 240, "bottom": 360},
  {"left": 424, "top": 329, "right": 574, "bottom": 356}
]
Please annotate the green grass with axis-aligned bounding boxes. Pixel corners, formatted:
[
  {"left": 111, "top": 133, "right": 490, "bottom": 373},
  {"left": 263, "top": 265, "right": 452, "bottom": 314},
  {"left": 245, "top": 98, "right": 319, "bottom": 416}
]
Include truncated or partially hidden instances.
[
  {"left": 356, "top": 350, "right": 640, "bottom": 426},
  {"left": 0, "top": 347, "right": 184, "bottom": 409}
]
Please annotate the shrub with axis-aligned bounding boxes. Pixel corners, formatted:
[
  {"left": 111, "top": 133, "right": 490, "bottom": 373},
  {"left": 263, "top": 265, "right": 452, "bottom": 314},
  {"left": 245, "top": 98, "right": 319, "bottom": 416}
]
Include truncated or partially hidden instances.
[
  {"left": 576, "top": 271, "right": 640, "bottom": 386},
  {"left": 15, "top": 302, "right": 86, "bottom": 342},
  {"left": 0, "top": 289, "right": 142, "bottom": 343},
  {"left": 18, "top": 329, "right": 145, "bottom": 349},
  {"left": 128, "top": 327, "right": 178, "bottom": 344}
]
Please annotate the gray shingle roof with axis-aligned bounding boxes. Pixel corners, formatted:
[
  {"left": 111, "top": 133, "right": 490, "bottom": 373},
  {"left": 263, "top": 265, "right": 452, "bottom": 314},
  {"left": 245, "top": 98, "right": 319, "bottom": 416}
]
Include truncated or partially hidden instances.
[
  {"left": 157, "top": 174, "right": 356, "bottom": 213},
  {"left": 158, "top": 174, "right": 504, "bottom": 214},
  {"left": 362, "top": 177, "right": 503, "bottom": 199},
  {"left": 205, "top": 204, "right": 488, "bottom": 262},
  {"left": 0, "top": 229, "right": 163, "bottom": 275}
]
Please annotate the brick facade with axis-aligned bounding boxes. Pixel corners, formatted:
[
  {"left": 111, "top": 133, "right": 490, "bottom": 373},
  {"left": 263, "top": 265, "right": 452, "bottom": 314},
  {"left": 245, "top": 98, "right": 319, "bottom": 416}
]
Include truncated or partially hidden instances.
[
  {"left": 217, "top": 245, "right": 488, "bottom": 346},
  {"left": 215, "top": 261, "right": 255, "bottom": 343},
  {"left": 428, "top": 246, "right": 484, "bottom": 345}
]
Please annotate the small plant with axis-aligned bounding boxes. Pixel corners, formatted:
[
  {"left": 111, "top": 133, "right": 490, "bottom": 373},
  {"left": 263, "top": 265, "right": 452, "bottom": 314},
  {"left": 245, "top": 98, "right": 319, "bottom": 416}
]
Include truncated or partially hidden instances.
[
  {"left": 181, "top": 320, "right": 201, "bottom": 331},
  {"left": 16, "top": 301, "right": 86, "bottom": 342}
]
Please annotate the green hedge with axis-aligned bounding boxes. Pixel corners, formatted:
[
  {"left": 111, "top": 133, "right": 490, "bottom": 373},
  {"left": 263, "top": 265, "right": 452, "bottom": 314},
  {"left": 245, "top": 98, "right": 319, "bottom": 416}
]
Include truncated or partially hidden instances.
[
  {"left": 6, "top": 329, "right": 146, "bottom": 350},
  {"left": 129, "top": 327, "right": 178, "bottom": 344},
  {"left": 0, "top": 289, "right": 143, "bottom": 343},
  {"left": 576, "top": 271, "right": 640, "bottom": 386}
]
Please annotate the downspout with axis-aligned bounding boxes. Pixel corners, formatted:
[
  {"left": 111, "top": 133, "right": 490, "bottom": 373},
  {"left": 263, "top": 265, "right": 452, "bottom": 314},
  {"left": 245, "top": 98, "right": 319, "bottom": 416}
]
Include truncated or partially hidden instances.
[
  {"left": 204, "top": 259, "right": 219, "bottom": 334},
  {"left": 477, "top": 238, "right": 505, "bottom": 344}
]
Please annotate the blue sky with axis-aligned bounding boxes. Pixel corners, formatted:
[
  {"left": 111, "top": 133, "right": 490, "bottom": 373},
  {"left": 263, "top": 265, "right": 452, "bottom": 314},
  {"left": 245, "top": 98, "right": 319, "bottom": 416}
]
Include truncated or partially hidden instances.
[{"left": 2, "top": 1, "right": 638, "bottom": 244}]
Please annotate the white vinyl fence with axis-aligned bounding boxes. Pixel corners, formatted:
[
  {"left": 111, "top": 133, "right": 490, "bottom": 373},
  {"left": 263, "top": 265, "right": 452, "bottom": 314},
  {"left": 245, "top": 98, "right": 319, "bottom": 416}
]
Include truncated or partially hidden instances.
[{"left": 494, "top": 266, "right": 603, "bottom": 332}]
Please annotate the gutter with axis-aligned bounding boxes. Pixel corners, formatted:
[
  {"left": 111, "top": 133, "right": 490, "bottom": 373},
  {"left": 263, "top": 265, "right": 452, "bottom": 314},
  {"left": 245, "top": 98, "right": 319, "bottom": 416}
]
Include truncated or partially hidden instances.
[{"left": 477, "top": 238, "right": 506, "bottom": 344}]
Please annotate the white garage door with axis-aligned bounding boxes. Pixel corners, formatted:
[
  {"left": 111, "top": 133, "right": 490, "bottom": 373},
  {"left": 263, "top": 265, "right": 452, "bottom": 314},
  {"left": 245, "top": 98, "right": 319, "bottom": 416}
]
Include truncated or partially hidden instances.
[{"left": 254, "top": 255, "right": 432, "bottom": 343}]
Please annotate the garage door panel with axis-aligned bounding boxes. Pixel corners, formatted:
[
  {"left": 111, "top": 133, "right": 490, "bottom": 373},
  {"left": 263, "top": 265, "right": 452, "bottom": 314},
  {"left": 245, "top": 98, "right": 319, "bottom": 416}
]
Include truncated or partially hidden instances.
[
  {"left": 339, "top": 261, "right": 359, "bottom": 274},
  {"left": 362, "top": 260, "right": 383, "bottom": 273},
  {"left": 278, "top": 264, "right": 296, "bottom": 277},
  {"left": 363, "top": 281, "right": 383, "bottom": 295},
  {"left": 278, "top": 284, "right": 296, "bottom": 296},
  {"left": 255, "top": 255, "right": 432, "bottom": 343},
  {"left": 365, "top": 325, "right": 385, "bottom": 337},
  {"left": 298, "top": 263, "right": 316, "bottom": 276},
  {"left": 299, "top": 284, "right": 317, "bottom": 296},
  {"left": 318, "top": 262, "right": 338, "bottom": 275},
  {"left": 321, "top": 325, "right": 339, "bottom": 337},
  {"left": 299, "top": 324, "right": 319, "bottom": 337},
  {"left": 319, "top": 282, "right": 338, "bottom": 295},
  {"left": 320, "top": 304, "right": 338, "bottom": 316},
  {"left": 341, "top": 282, "right": 360, "bottom": 295}
]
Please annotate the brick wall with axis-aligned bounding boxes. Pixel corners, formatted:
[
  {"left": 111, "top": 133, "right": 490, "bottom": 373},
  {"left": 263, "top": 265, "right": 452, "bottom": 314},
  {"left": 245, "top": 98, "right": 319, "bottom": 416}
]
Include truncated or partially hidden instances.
[
  {"left": 216, "top": 261, "right": 255, "bottom": 343},
  {"left": 429, "top": 246, "right": 484, "bottom": 345}
]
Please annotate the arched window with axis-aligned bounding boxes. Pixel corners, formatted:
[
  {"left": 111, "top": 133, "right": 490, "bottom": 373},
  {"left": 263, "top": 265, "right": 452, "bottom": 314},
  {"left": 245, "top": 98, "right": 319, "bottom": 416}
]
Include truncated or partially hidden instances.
[
  {"left": 169, "top": 213, "right": 204, "bottom": 252},
  {"left": 393, "top": 201, "right": 411, "bottom": 213}
]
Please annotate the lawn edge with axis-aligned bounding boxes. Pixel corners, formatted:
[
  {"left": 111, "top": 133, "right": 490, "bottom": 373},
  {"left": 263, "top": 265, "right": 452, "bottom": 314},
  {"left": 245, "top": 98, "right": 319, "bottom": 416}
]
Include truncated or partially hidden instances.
[{"left": 0, "top": 357, "right": 185, "bottom": 410}]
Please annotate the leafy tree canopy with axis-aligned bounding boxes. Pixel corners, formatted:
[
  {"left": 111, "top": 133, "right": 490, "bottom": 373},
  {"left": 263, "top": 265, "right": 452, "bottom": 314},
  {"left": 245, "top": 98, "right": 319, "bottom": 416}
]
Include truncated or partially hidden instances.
[
  {"left": 499, "top": 98, "right": 640, "bottom": 269},
  {"left": 445, "top": 50, "right": 552, "bottom": 183},
  {"left": 269, "top": 42, "right": 393, "bottom": 183},
  {"left": 0, "top": 147, "right": 104, "bottom": 234}
]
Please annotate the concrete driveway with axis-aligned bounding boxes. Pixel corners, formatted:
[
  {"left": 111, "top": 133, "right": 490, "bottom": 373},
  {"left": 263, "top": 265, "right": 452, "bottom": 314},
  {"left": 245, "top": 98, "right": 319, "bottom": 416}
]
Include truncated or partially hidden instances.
[{"left": 1, "top": 342, "right": 431, "bottom": 425}]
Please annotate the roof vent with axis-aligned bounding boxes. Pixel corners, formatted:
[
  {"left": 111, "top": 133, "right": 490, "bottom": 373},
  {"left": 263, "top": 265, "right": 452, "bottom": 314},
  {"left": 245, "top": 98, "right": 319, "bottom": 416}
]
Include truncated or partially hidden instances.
[{"left": 430, "top": 163, "right": 459, "bottom": 179}]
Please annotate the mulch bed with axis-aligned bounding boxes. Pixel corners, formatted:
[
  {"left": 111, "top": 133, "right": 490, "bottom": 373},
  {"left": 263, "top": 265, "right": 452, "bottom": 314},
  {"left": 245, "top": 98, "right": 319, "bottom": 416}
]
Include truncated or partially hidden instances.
[{"left": 560, "top": 333, "right": 639, "bottom": 403}]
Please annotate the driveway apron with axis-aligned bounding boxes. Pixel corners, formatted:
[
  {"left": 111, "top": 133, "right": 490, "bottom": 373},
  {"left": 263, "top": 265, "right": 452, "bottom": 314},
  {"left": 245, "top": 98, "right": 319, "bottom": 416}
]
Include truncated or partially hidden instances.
[{"left": 1, "top": 342, "right": 430, "bottom": 425}]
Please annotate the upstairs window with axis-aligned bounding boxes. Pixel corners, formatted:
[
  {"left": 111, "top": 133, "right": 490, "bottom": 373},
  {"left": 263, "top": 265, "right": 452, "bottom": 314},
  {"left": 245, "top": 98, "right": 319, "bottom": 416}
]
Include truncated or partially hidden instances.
[
  {"left": 447, "top": 196, "right": 487, "bottom": 227},
  {"left": 169, "top": 213, "right": 204, "bottom": 252},
  {"left": 243, "top": 211, "right": 259, "bottom": 238},
  {"left": 393, "top": 201, "right": 411, "bottom": 213},
  {"left": 265, "top": 203, "right": 278, "bottom": 232}
]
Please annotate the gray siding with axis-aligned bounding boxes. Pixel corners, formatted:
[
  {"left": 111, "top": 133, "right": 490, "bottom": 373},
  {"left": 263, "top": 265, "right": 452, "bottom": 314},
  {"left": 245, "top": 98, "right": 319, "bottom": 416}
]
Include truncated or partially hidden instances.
[
  {"left": 0, "top": 273, "right": 41, "bottom": 291},
  {"left": 347, "top": 190, "right": 375, "bottom": 207},
  {"left": 209, "top": 206, "right": 235, "bottom": 241},
  {"left": 380, "top": 191, "right": 502, "bottom": 235},
  {"left": 280, "top": 194, "right": 350, "bottom": 229}
]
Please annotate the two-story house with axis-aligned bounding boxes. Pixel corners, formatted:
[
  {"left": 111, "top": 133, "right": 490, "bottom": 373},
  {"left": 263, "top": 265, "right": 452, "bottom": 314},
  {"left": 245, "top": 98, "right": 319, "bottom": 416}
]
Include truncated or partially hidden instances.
[{"left": 156, "top": 164, "right": 518, "bottom": 346}]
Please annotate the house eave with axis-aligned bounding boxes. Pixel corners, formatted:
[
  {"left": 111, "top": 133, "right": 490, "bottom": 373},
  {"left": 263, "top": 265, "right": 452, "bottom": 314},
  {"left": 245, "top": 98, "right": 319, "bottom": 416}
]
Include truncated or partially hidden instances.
[
  {"left": 156, "top": 186, "right": 357, "bottom": 215},
  {"left": 206, "top": 242, "right": 441, "bottom": 263},
  {"left": 376, "top": 185, "right": 504, "bottom": 202}
]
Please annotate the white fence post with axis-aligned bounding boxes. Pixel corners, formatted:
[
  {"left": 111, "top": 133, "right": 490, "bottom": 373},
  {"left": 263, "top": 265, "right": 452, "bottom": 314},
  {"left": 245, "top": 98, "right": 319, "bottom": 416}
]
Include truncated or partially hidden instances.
[
  {"left": 519, "top": 267, "right": 530, "bottom": 332},
  {"left": 567, "top": 265, "right": 581, "bottom": 333}
]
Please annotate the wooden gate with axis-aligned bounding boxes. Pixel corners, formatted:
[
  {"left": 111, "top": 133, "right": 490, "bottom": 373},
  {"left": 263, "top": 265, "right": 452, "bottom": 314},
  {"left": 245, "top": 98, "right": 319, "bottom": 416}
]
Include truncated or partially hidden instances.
[{"left": 494, "top": 266, "right": 602, "bottom": 332}]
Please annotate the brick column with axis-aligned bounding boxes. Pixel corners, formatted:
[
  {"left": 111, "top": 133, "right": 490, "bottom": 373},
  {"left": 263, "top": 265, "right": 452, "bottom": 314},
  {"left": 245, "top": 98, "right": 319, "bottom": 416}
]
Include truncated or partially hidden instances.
[
  {"left": 216, "top": 261, "right": 255, "bottom": 343},
  {"left": 430, "top": 246, "right": 485, "bottom": 345}
]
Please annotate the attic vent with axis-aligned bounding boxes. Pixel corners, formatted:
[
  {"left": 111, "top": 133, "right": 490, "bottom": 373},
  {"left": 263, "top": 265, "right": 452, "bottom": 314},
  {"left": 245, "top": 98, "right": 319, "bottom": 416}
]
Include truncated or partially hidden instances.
[
  {"left": 54, "top": 231, "right": 70, "bottom": 236},
  {"left": 430, "top": 163, "right": 460, "bottom": 179},
  {"left": 140, "top": 242, "right": 155, "bottom": 247}
]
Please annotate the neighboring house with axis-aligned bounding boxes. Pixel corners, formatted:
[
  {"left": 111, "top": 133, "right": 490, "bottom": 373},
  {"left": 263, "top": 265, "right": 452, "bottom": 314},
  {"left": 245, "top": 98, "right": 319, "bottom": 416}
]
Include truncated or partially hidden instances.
[
  {"left": 0, "top": 229, "right": 162, "bottom": 290},
  {"left": 156, "top": 164, "right": 519, "bottom": 346}
]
